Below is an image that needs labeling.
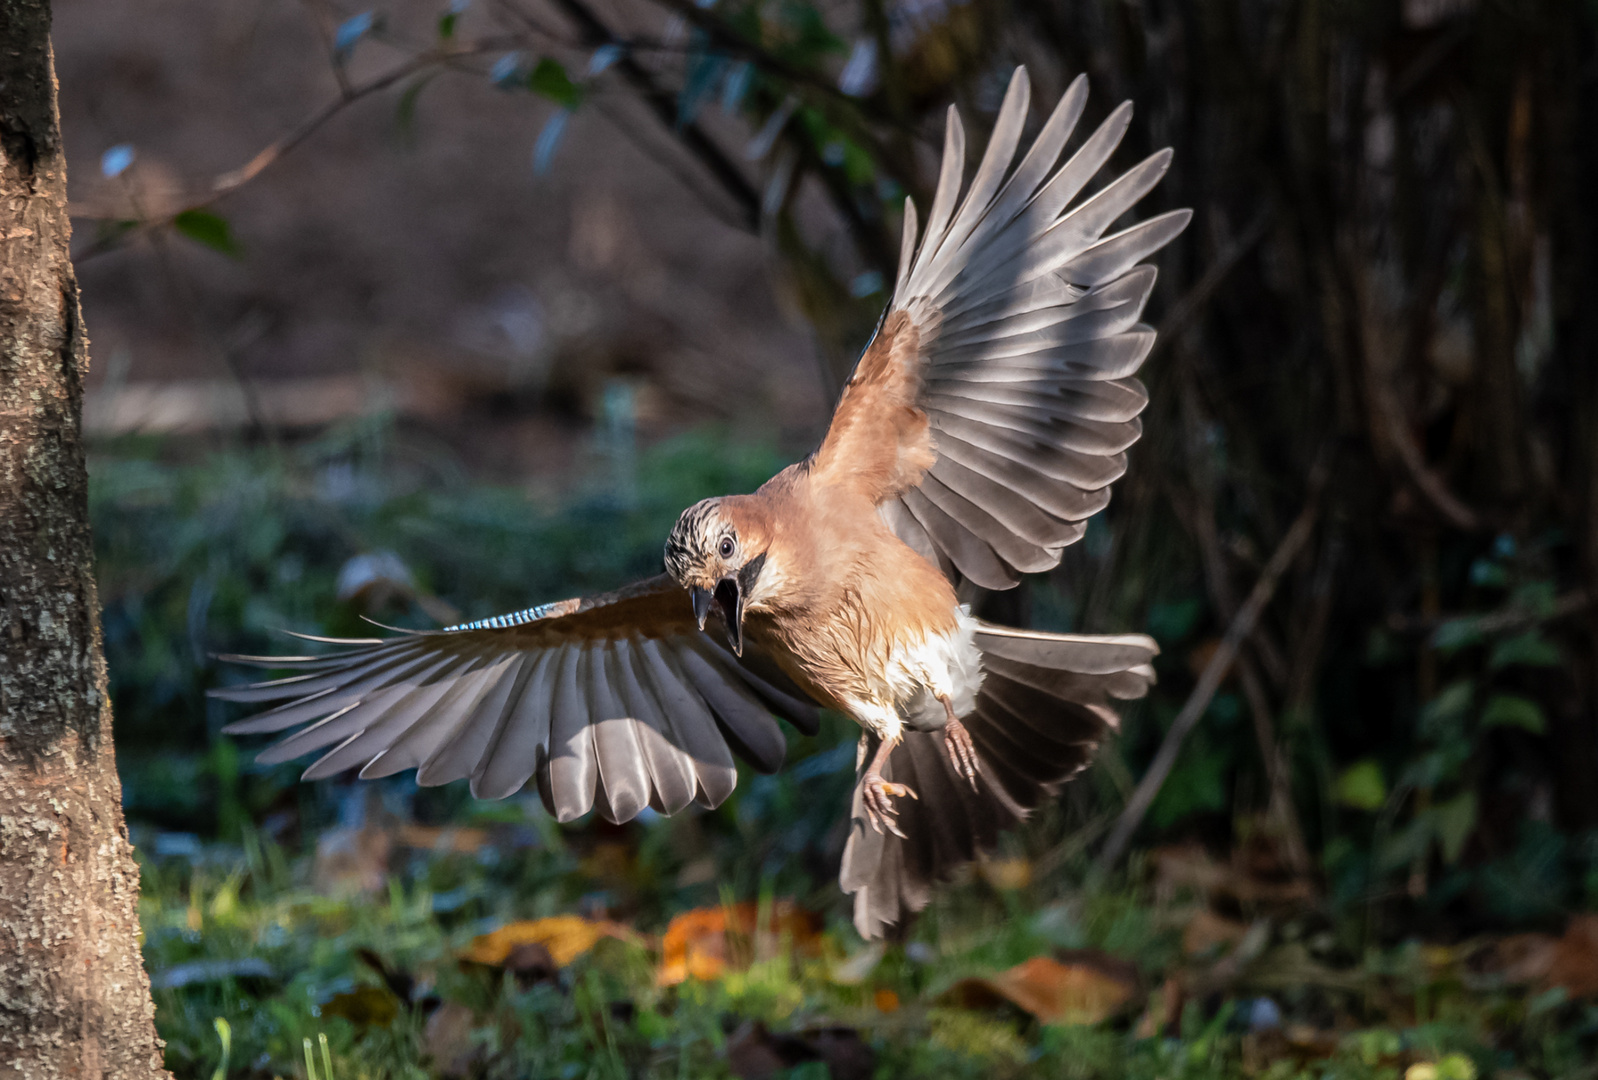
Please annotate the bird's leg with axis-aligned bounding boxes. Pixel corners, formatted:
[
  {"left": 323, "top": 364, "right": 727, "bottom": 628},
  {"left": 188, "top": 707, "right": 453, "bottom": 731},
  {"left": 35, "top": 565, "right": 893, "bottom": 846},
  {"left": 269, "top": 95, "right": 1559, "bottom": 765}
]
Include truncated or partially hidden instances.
[
  {"left": 860, "top": 736, "right": 916, "bottom": 838},
  {"left": 940, "top": 695, "right": 980, "bottom": 790}
]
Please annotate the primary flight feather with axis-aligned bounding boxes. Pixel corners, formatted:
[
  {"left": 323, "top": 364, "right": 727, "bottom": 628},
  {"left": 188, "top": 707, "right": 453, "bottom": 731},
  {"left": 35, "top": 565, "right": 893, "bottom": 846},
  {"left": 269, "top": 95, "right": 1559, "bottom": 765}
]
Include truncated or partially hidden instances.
[{"left": 216, "top": 67, "right": 1187, "bottom": 938}]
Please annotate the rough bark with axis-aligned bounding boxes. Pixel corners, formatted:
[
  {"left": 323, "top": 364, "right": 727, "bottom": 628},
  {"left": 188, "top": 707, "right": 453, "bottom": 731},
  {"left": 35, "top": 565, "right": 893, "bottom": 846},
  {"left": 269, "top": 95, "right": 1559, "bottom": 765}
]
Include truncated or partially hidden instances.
[{"left": 0, "top": 0, "right": 169, "bottom": 1075}]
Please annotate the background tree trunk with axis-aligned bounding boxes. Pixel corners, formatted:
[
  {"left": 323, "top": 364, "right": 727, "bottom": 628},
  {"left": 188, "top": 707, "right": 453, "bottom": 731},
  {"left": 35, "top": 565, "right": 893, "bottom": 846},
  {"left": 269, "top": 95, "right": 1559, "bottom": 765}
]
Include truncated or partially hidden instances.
[{"left": 0, "top": 1, "right": 168, "bottom": 1075}]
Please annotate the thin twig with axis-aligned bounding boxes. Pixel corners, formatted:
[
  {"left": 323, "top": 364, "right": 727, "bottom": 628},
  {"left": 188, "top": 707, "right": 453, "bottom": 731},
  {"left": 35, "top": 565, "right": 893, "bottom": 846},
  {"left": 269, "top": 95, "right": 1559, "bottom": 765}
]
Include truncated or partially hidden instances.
[
  {"left": 1098, "top": 458, "right": 1328, "bottom": 871},
  {"left": 646, "top": 0, "right": 906, "bottom": 132},
  {"left": 586, "top": 94, "right": 751, "bottom": 232},
  {"left": 72, "top": 46, "right": 497, "bottom": 262},
  {"left": 1370, "top": 370, "right": 1481, "bottom": 531},
  {"left": 1149, "top": 206, "right": 1272, "bottom": 364},
  {"left": 298, "top": 0, "right": 356, "bottom": 100},
  {"left": 1347, "top": 252, "right": 1484, "bottom": 531},
  {"left": 645, "top": 0, "right": 922, "bottom": 196},
  {"left": 1387, "top": 590, "right": 1593, "bottom": 638},
  {"left": 532, "top": 0, "right": 762, "bottom": 231}
]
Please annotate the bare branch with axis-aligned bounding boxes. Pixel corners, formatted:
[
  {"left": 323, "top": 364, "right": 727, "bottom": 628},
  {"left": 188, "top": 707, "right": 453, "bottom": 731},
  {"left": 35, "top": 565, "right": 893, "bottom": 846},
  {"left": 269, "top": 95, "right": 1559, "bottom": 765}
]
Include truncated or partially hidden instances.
[
  {"left": 72, "top": 44, "right": 501, "bottom": 262},
  {"left": 531, "top": 0, "right": 762, "bottom": 231},
  {"left": 1098, "top": 455, "right": 1329, "bottom": 871},
  {"left": 1149, "top": 206, "right": 1272, "bottom": 364}
]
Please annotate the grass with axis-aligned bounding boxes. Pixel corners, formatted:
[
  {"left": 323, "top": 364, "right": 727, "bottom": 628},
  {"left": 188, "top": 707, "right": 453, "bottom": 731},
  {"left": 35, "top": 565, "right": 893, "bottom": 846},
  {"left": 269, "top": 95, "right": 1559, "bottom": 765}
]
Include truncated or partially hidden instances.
[
  {"left": 135, "top": 806, "right": 1598, "bottom": 1080},
  {"left": 93, "top": 420, "right": 1598, "bottom": 1076}
]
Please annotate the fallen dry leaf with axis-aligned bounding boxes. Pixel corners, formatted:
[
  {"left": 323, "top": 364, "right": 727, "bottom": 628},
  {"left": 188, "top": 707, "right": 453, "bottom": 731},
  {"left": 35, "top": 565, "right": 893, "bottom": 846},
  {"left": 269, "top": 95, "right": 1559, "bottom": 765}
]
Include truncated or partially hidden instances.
[
  {"left": 658, "top": 901, "right": 823, "bottom": 986},
  {"left": 312, "top": 826, "right": 393, "bottom": 895},
  {"left": 724, "top": 1021, "right": 875, "bottom": 1080},
  {"left": 1151, "top": 843, "right": 1316, "bottom": 908},
  {"left": 424, "top": 1001, "right": 478, "bottom": 1079},
  {"left": 1182, "top": 909, "right": 1251, "bottom": 958},
  {"left": 1494, "top": 914, "right": 1598, "bottom": 998},
  {"left": 461, "top": 914, "right": 640, "bottom": 969},
  {"left": 946, "top": 950, "right": 1139, "bottom": 1026},
  {"left": 320, "top": 985, "right": 401, "bottom": 1028},
  {"left": 1241, "top": 1024, "right": 1343, "bottom": 1072},
  {"left": 578, "top": 840, "right": 635, "bottom": 884},
  {"left": 394, "top": 824, "right": 490, "bottom": 854},
  {"left": 976, "top": 857, "right": 1032, "bottom": 891},
  {"left": 1133, "top": 976, "right": 1183, "bottom": 1038}
]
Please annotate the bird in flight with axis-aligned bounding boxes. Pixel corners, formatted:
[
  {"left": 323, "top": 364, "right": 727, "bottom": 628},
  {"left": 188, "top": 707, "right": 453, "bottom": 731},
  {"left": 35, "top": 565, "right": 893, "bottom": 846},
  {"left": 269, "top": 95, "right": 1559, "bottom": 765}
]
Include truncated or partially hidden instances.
[{"left": 216, "top": 67, "right": 1188, "bottom": 938}]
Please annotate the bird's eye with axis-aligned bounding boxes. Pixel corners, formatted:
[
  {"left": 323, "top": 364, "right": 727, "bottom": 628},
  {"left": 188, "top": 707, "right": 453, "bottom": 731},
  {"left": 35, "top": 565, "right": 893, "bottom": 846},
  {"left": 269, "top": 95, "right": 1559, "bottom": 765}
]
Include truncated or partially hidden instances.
[{"left": 719, "top": 537, "right": 735, "bottom": 559}]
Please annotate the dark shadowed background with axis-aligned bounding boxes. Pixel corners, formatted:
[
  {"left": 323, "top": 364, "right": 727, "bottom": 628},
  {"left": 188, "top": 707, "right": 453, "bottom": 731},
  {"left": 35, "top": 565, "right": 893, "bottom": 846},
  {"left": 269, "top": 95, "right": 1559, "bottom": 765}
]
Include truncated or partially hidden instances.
[{"left": 58, "top": 0, "right": 1598, "bottom": 1075}]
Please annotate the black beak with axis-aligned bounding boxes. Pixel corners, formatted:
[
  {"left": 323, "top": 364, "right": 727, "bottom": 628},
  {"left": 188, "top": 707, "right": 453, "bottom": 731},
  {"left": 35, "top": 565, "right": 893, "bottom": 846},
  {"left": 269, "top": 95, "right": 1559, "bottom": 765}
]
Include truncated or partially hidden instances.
[
  {"left": 713, "top": 577, "right": 744, "bottom": 656},
  {"left": 690, "top": 585, "right": 713, "bottom": 631}
]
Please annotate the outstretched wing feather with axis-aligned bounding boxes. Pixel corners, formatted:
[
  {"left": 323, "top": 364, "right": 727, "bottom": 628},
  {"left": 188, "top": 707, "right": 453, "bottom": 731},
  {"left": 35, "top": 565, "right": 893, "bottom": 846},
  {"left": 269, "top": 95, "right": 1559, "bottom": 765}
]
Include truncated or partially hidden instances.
[
  {"left": 214, "top": 576, "right": 819, "bottom": 819},
  {"left": 809, "top": 69, "right": 1185, "bottom": 588}
]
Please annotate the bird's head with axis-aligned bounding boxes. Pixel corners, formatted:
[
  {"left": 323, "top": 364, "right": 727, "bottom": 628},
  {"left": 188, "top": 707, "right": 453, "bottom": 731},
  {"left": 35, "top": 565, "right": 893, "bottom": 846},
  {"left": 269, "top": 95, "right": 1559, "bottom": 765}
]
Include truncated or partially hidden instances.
[{"left": 663, "top": 496, "right": 770, "bottom": 656}]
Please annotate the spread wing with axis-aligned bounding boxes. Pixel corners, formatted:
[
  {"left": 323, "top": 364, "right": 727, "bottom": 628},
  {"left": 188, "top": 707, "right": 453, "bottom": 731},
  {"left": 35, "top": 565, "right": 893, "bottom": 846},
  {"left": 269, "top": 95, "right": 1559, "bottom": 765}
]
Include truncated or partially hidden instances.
[
  {"left": 810, "top": 68, "right": 1190, "bottom": 588},
  {"left": 212, "top": 576, "right": 820, "bottom": 823}
]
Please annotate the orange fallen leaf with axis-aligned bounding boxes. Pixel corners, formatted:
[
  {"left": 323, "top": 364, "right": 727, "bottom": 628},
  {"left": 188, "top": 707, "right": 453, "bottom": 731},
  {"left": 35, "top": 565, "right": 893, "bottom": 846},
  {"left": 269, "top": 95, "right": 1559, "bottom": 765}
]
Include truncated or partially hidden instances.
[
  {"left": 461, "top": 914, "right": 639, "bottom": 969},
  {"left": 946, "top": 951, "right": 1138, "bottom": 1026},
  {"left": 873, "top": 988, "right": 900, "bottom": 1013},
  {"left": 657, "top": 901, "right": 823, "bottom": 986}
]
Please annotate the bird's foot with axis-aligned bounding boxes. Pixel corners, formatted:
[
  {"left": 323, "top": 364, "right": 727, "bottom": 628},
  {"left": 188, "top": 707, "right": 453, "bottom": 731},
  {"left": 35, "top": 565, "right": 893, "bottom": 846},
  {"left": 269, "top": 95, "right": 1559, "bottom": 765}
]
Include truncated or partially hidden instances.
[
  {"left": 943, "top": 717, "right": 980, "bottom": 790},
  {"left": 861, "top": 772, "right": 917, "bottom": 838},
  {"left": 938, "top": 696, "right": 980, "bottom": 790}
]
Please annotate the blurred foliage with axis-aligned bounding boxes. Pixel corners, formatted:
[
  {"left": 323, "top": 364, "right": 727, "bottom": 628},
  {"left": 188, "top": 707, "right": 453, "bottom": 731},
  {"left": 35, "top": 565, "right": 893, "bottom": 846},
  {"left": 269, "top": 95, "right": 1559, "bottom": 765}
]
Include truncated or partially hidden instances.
[
  {"left": 133, "top": 809, "right": 1598, "bottom": 1079},
  {"left": 95, "top": 419, "right": 1598, "bottom": 1075},
  {"left": 78, "top": 0, "right": 1598, "bottom": 1072},
  {"left": 95, "top": 420, "right": 788, "bottom": 833}
]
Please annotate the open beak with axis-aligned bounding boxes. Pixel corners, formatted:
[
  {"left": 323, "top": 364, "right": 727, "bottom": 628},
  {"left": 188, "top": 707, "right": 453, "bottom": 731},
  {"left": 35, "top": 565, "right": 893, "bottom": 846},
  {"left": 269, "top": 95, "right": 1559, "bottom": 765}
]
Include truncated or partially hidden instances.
[
  {"left": 690, "top": 584, "right": 714, "bottom": 630},
  {"left": 690, "top": 578, "right": 743, "bottom": 653},
  {"left": 713, "top": 577, "right": 744, "bottom": 656},
  {"left": 690, "top": 553, "right": 763, "bottom": 656}
]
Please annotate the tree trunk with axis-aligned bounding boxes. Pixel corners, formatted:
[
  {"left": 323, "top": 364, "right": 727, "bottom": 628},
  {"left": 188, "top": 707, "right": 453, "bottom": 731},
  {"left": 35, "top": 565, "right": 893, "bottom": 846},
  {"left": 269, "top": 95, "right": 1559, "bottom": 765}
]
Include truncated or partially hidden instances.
[{"left": 0, "top": 1, "right": 169, "bottom": 1075}]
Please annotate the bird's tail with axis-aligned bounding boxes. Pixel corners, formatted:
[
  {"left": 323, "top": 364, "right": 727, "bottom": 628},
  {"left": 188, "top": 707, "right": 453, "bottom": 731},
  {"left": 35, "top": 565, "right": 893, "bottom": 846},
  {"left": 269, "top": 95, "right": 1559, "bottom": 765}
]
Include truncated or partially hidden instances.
[{"left": 839, "top": 623, "right": 1156, "bottom": 939}]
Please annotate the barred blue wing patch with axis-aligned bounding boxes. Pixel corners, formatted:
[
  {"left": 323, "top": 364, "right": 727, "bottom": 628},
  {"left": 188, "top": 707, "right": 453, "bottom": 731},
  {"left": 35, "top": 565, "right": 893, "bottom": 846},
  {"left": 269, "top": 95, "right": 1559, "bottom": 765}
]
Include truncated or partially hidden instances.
[{"left": 444, "top": 598, "right": 580, "bottom": 632}]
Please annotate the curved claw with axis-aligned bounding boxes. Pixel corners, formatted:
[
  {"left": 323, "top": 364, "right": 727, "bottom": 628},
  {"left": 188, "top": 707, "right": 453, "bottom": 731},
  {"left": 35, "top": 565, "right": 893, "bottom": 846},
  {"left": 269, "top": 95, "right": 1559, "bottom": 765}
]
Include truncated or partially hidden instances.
[
  {"left": 861, "top": 772, "right": 917, "bottom": 838},
  {"left": 943, "top": 717, "right": 980, "bottom": 791}
]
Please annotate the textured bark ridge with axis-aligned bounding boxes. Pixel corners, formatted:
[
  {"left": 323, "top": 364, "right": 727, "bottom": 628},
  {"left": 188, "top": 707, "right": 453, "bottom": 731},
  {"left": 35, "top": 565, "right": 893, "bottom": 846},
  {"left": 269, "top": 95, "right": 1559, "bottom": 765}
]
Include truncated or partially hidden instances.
[{"left": 0, "top": 1, "right": 170, "bottom": 1075}]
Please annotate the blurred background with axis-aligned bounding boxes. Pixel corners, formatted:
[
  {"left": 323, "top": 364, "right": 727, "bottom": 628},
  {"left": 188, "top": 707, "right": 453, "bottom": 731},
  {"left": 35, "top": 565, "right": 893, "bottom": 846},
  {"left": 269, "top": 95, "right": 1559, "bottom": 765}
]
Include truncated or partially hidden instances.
[{"left": 62, "top": 0, "right": 1598, "bottom": 1075}]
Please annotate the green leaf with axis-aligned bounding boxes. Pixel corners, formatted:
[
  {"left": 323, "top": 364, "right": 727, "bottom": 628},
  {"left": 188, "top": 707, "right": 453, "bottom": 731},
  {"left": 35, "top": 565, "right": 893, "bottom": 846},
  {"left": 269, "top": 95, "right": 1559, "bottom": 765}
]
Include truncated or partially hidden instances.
[
  {"left": 1468, "top": 557, "right": 1507, "bottom": 588},
  {"left": 1422, "top": 680, "right": 1473, "bottom": 725},
  {"left": 1480, "top": 693, "right": 1546, "bottom": 735},
  {"left": 528, "top": 58, "right": 581, "bottom": 109},
  {"left": 171, "top": 209, "right": 240, "bottom": 258},
  {"left": 1488, "top": 630, "right": 1562, "bottom": 669},
  {"left": 1377, "top": 816, "right": 1432, "bottom": 871},
  {"left": 1511, "top": 580, "right": 1557, "bottom": 616},
  {"left": 1431, "top": 618, "right": 1482, "bottom": 653},
  {"left": 438, "top": 11, "right": 457, "bottom": 38},
  {"left": 396, "top": 74, "right": 436, "bottom": 136},
  {"left": 1146, "top": 597, "right": 1203, "bottom": 644},
  {"left": 1148, "top": 743, "right": 1229, "bottom": 829},
  {"left": 209, "top": 1017, "right": 231, "bottom": 1080},
  {"left": 1432, "top": 791, "right": 1478, "bottom": 864},
  {"left": 1335, "top": 760, "right": 1387, "bottom": 811}
]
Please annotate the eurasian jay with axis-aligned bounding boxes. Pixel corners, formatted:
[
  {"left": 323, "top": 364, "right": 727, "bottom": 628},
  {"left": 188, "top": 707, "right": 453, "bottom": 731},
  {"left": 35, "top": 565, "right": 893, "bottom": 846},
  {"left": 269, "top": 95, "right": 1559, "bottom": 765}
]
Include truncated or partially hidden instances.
[{"left": 215, "top": 67, "right": 1188, "bottom": 938}]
